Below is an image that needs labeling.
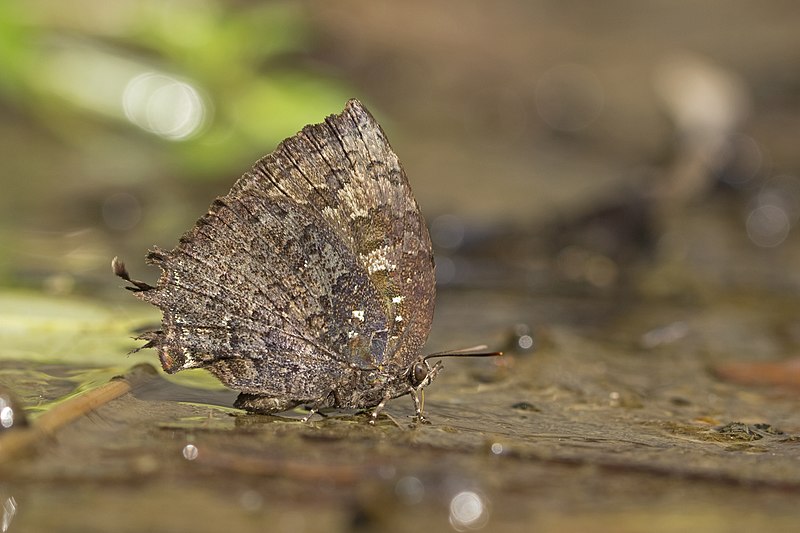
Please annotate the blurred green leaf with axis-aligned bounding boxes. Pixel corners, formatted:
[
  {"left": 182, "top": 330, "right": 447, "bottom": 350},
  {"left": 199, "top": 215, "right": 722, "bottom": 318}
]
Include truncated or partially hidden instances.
[
  {"left": 0, "top": 0, "right": 349, "bottom": 173},
  {"left": 0, "top": 1, "right": 36, "bottom": 99},
  {"left": 0, "top": 291, "right": 229, "bottom": 393}
]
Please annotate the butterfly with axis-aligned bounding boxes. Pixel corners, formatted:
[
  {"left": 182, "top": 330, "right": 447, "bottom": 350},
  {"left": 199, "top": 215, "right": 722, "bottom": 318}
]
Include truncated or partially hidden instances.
[{"left": 114, "top": 99, "right": 498, "bottom": 423}]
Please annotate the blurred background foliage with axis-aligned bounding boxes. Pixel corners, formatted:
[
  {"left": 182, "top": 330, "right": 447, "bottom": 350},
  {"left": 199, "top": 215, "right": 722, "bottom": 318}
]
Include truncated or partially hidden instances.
[
  {"left": 0, "top": 0, "right": 352, "bottom": 293},
  {"left": 1, "top": 0, "right": 799, "bottom": 302},
  {"left": 0, "top": 0, "right": 350, "bottom": 167}
]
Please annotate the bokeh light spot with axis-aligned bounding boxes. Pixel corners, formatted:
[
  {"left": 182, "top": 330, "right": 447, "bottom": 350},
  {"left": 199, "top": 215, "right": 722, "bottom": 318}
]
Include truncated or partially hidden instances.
[
  {"left": 0, "top": 407, "right": 12, "bottom": 429},
  {"left": 431, "top": 214, "right": 466, "bottom": 250},
  {"left": 123, "top": 72, "right": 207, "bottom": 140},
  {"left": 517, "top": 334, "right": 534, "bottom": 351},
  {"left": 182, "top": 443, "right": 199, "bottom": 461},
  {"left": 746, "top": 205, "right": 790, "bottom": 248},
  {"left": 758, "top": 175, "right": 800, "bottom": 225},
  {"left": 395, "top": 476, "right": 425, "bottom": 505},
  {"left": 449, "top": 490, "right": 488, "bottom": 531},
  {"left": 239, "top": 490, "right": 263, "bottom": 512}
]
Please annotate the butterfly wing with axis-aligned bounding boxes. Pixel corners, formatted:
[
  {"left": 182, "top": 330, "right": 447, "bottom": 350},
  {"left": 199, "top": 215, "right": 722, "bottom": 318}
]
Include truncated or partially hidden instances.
[{"left": 129, "top": 100, "right": 435, "bottom": 403}]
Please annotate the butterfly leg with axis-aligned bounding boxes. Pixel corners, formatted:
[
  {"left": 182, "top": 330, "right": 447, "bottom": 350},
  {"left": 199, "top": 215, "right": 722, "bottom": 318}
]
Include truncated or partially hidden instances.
[
  {"left": 409, "top": 388, "right": 428, "bottom": 423},
  {"left": 300, "top": 390, "right": 338, "bottom": 422},
  {"left": 369, "top": 392, "right": 393, "bottom": 425},
  {"left": 300, "top": 408, "right": 318, "bottom": 423}
]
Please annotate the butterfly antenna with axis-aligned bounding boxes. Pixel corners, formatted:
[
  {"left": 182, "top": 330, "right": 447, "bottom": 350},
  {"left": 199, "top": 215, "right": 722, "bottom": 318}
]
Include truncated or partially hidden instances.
[{"left": 424, "top": 346, "right": 503, "bottom": 361}]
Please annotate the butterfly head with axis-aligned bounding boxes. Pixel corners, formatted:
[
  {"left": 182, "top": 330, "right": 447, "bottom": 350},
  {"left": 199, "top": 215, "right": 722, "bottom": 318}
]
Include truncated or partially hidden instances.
[{"left": 408, "top": 358, "right": 444, "bottom": 390}]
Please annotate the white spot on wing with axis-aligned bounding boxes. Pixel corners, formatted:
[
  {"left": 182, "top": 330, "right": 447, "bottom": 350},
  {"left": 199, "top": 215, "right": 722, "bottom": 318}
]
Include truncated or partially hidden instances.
[
  {"left": 352, "top": 309, "right": 365, "bottom": 321},
  {"left": 360, "top": 245, "right": 397, "bottom": 275},
  {"left": 181, "top": 348, "right": 197, "bottom": 369}
]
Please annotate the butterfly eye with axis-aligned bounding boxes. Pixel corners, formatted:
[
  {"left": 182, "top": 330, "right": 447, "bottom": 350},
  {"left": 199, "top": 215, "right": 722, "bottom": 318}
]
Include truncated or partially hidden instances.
[{"left": 411, "top": 362, "right": 428, "bottom": 386}]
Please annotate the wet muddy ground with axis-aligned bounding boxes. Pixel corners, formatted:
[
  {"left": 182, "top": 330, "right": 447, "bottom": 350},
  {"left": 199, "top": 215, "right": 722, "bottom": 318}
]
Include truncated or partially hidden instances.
[{"left": 2, "top": 197, "right": 800, "bottom": 532}]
